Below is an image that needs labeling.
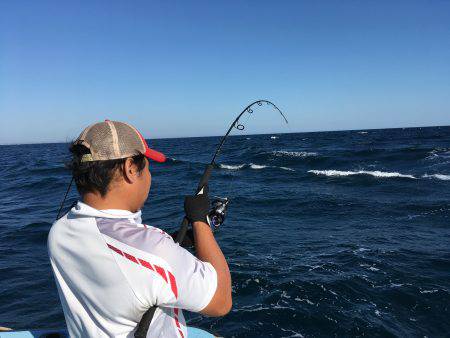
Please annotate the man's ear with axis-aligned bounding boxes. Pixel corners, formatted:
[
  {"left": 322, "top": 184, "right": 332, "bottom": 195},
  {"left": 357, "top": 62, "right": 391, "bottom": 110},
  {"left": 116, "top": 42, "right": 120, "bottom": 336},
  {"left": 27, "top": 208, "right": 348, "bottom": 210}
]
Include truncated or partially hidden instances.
[{"left": 123, "top": 157, "right": 138, "bottom": 183}]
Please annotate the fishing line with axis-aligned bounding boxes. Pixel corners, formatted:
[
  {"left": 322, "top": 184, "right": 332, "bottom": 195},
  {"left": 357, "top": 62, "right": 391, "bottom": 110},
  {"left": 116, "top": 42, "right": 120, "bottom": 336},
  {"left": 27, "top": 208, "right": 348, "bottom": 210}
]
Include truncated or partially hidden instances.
[
  {"left": 56, "top": 177, "right": 74, "bottom": 220},
  {"left": 175, "top": 99, "right": 288, "bottom": 242},
  {"left": 221, "top": 109, "right": 253, "bottom": 199}
]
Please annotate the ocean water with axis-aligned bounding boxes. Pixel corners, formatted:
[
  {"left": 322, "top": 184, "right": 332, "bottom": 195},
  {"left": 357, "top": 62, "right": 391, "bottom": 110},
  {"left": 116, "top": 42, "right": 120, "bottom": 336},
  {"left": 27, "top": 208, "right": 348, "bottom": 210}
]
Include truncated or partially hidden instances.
[{"left": 0, "top": 126, "right": 449, "bottom": 337}]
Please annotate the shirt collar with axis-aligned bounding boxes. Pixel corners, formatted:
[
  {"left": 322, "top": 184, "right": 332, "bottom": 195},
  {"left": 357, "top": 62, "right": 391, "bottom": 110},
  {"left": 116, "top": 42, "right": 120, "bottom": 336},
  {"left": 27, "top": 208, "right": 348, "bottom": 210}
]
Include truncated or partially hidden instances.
[{"left": 71, "top": 201, "right": 142, "bottom": 224}]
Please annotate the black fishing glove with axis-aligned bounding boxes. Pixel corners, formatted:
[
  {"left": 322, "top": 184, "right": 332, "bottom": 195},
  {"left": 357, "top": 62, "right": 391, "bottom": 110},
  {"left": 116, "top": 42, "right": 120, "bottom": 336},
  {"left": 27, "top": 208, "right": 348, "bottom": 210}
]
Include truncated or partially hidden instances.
[{"left": 184, "top": 189, "right": 210, "bottom": 224}]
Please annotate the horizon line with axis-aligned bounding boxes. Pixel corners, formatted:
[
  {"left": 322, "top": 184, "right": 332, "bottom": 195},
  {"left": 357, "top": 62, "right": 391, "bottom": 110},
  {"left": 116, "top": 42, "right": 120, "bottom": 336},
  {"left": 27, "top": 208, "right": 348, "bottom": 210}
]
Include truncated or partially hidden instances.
[{"left": 0, "top": 124, "right": 449, "bottom": 146}]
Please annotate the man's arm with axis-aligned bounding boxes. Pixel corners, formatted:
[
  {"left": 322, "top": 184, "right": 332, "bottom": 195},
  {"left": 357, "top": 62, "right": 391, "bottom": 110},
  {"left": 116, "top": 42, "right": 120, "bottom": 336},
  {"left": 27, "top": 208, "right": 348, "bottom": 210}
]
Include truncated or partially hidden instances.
[
  {"left": 193, "top": 221, "right": 232, "bottom": 316},
  {"left": 183, "top": 191, "right": 232, "bottom": 317}
]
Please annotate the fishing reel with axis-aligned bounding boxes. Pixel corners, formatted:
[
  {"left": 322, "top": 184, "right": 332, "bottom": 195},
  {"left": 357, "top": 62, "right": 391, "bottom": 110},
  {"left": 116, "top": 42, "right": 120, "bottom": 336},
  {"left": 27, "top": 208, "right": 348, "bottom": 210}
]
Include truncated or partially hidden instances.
[{"left": 207, "top": 197, "right": 230, "bottom": 230}]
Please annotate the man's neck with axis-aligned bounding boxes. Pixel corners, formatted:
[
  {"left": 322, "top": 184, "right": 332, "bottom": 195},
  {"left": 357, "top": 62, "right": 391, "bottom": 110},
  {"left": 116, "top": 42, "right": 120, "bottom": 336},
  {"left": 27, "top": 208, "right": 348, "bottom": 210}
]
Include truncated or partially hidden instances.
[{"left": 82, "top": 191, "right": 136, "bottom": 212}]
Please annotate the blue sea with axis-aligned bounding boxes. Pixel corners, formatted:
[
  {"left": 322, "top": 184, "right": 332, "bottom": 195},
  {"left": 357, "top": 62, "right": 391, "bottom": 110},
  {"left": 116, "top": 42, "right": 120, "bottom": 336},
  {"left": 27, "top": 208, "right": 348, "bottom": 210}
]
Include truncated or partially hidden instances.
[{"left": 1, "top": 126, "right": 450, "bottom": 337}]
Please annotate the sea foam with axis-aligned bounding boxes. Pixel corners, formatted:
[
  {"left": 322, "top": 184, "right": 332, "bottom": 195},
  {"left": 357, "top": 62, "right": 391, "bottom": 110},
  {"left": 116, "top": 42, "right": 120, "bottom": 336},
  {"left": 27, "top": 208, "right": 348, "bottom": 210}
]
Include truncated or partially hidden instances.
[
  {"left": 219, "top": 164, "right": 245, "bottom": 170},
  {"left": 219, "top": 163, "right": 295, "bottom": 172},
  {"left": 272, "top": 150, "right": 318, "bottom": 158},
  {"left": 250, "top": 164, "right": 267, "bottom": 169},
  {"left": 308, "top": 170, "right": 416, "bottom": 179},
  {"left": 422, "top": 173, "right": 450, "bottom": 181}
]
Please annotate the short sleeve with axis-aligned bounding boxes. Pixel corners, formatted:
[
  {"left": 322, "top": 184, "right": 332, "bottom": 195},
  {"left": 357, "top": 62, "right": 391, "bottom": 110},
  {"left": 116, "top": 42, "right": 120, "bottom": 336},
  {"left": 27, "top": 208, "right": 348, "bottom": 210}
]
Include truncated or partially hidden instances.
[
  {"left": 95, "top": 219, "right": 217, "bottom": 313},
  {"left": 152, "top": 235, "right": 218, "bottom": 312}
]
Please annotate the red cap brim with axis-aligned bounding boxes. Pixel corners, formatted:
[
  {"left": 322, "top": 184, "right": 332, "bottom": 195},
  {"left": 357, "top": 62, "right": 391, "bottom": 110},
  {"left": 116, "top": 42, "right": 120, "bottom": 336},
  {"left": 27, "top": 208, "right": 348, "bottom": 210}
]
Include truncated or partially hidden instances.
[
  {"left": 133, "top": 127, "right": 166, "bottom": 163},
  {"left": 144, "top": 147, "right": 166, "bottom": 162}
]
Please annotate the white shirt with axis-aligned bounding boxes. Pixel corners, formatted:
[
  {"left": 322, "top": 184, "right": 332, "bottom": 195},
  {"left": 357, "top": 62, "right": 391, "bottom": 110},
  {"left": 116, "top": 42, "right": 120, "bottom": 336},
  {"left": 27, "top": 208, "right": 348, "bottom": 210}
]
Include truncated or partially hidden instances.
[{"left": 48, "top": 201, "right": 217, "bottom": 338}]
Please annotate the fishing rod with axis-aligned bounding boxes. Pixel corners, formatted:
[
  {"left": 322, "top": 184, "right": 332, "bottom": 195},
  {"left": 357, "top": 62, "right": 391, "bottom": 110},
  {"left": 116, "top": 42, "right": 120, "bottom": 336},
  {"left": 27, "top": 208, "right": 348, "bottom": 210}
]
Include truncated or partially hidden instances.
[
  {"left": 175, "top": 99, "right": 288, "bottom": 243},
  {"left": 135, "top": 99, "right": 288, "bottom": 337}
]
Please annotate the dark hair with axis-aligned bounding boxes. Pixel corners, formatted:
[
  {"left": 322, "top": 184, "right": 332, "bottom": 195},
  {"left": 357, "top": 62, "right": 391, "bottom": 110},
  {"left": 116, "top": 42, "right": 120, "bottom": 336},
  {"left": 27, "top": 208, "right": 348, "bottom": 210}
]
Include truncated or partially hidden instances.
[{"left": 67, "top": 143, "right": 147, "bottom": 197}]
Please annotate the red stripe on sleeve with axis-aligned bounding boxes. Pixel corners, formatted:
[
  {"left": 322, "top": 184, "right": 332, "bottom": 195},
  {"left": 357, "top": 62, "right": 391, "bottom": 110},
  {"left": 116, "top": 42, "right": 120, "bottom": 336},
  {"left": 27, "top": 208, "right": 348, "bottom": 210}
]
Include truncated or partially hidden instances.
[
  {"left": 107, "top": 244, "right": 124, "bottom": 256},
  {"left": 138, "top": 258, "right": 154, "bottom": 271},
  {"left": 106, "top": 243, "right": 183, "bottom": 338},
  {"left": 154, "top": 265, "right": 168, "bottom": 283},
  {"left": 168, "top": 272, "right": 178, "bottom": 299},
  {"left": 123, "top": 252, "right": 138, "bottom": 263}
]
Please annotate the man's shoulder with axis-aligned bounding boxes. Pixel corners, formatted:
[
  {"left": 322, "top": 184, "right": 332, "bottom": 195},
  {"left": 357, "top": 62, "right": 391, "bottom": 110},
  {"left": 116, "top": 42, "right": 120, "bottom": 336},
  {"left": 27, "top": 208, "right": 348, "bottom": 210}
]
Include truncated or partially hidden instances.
[
  {"left": 48, "top": 212, "right": 97, "bottom": 253},
  {"left": 95, "top": 217, "right": 176, "bottom": 255},
  {"left": 48, "top": 214, "right": 72, "bottom": 247},
  {"left": 49, "top": 211, "right": 95, "bottom": 236},
  {"left": 96, "top": 217, "right": 171, "bottom": 238}
]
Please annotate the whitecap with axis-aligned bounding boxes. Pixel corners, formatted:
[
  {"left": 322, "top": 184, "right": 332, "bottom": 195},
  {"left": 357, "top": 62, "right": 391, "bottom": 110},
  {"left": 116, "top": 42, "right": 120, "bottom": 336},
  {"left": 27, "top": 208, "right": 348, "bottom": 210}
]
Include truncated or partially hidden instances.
[
  {"left": 272, "top": 304, "right": 296, "bottom": 310},
  {"left": 389, "top": 283, "right": 404, "bottom": 288},
  {"left": 280, "top": 167, "right": 295, "bottom": 171},
  {"left": 294, "top": 297, "right": 314, "bottom": 305},
  {"left": 355, "top": 248, "right": 371, "bottom": 252},
  {"left": 425, "top": 152, "right": 439, "bottom": 160},
  {"left": 219, "top": 164, "right": 245, "bottom": 170},
  {"left": 422, "top": 173, "right": 450, "bottom": 181},
  {"left": 360, "top": 263, "right": 378, "bottom": 271},
  {"left": 235, "top": 304, "right": 270, "bottom": 312},
  {"left": 308, "top": 264, "right": 323, "bottom": 271},
  {"left": 250, "top": 164, "right": 267, "bottom": 169},
  {"left": 420, "top": 289, "right": 438, "bottom": 294},
  {"left": 270, "top": 136, "right": 278, "bottom": 139},
  {"left": 308, "top": 170, "right": 416, "bottom": 179},
  {"left": 358, "top": 131, "right": 368, "bottom": 134},
  {"left": 220, "top": 163, "right": 295, "bottom": 172},
  {"left": 280, "top": 290, "right": 291, "bottom": 299},
  {"left": 272, "top": 150, "right": 318, "bottom": 158},
  {"left": 426, "top": 148, "right": 450, "bottom": 160}
]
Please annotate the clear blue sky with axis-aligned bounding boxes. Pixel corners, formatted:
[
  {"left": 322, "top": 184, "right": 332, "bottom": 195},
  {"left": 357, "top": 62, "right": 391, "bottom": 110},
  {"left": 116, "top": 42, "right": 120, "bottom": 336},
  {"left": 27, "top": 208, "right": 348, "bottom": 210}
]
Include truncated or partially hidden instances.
[{"left": 1, "top": 1, "right": 449, "bottom": 144}]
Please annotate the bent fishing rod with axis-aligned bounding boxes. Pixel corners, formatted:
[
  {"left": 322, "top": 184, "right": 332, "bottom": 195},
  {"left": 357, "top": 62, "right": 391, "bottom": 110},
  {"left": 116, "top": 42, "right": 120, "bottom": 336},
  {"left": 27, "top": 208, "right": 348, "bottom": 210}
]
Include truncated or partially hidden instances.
[
  {"left": 175, "top": 99, "right": 288, "bottom": 243},
  {"left": 135, "top": 99, "right": 288, "bottom": 337}
]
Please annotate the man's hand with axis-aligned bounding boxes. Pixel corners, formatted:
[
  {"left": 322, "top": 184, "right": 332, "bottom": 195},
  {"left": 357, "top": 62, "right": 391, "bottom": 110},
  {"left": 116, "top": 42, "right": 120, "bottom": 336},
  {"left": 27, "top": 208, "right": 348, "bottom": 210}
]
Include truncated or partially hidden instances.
[{"left": 184, "top": 191, "right": 210, "bottom": 224}]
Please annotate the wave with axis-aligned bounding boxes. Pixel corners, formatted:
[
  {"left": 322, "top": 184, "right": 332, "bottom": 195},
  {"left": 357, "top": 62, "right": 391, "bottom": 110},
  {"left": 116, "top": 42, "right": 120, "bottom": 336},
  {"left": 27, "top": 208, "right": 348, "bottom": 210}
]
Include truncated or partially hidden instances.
[
  {"left": 272, "top": 150, "right": 318, "bottom": 158},
  {"left": 426, "top": 148, "right": 450, "bottom": 160},
  {"left": 166, "top": 157, "right": 205, "bottom": 166},
  {"left": 280, "top": 166, "right": 296, "bottom": 171},
  {"left": 220, "top": 164, "right": 246, "bottom": 170},
  {"left": 219, "top": 163, "right": 295, "bottom": 172},
  {"left": 420, "top": 289, "right": 439, "bottom": 294},
  {"left": 358, "top": 131, "right": 368, "bottom": 134},
  {"left": 422, "top": 173, "right": 450, "bottom": 181},
  {"left": 168, "top": 157, "right": 296, "bottom": 172},
  {"left": 308, "top": 170, "right": 416, "bottom": 179},
  {"left": 250, "top": 164, "right": 267, "bottom": 169}
]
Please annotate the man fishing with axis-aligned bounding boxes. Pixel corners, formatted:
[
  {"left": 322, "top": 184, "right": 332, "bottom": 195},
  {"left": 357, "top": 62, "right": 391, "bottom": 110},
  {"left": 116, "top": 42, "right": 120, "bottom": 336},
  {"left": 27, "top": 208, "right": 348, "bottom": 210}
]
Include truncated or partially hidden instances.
[{"left": 48, "top": 120, "right": 232, "bottom": 337}]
